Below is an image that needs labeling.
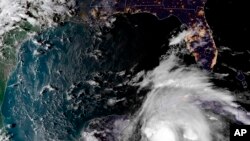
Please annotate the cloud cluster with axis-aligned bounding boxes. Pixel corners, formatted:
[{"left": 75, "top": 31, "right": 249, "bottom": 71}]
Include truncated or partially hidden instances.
[
  {"left": 122, "top": 52, "right": 250, "bottom": 141},
  {"left": 0, "top": 0, "right": 76, "bottom": 45}
]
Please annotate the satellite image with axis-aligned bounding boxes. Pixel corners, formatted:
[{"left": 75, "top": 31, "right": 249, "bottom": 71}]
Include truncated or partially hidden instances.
[{"left": 0, "top": 0, "right": 249, "bottom": 141}]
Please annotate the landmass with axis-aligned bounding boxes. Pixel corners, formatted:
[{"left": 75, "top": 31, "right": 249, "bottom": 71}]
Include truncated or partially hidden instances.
[
  {"left": 0, "top": 0, "right": 218, "bottom": 128},
  {"left": 0, "top": 21, "right": 40, "bottom": 127},
  {"left": 87, "top": 0, "right": 218, "bottom": 70}
]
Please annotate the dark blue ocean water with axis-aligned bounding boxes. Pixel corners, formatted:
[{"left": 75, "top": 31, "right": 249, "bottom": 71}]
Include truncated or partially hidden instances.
[
  {"left": 1, "top": 22, "right": 115, "bottom": 141},
  {"left": 1, "top": 14, "right": 183, "bottom": 141}
]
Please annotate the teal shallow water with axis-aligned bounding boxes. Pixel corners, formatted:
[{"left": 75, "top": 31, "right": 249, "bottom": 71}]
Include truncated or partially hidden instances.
[
  {"left": 1, "top": 22, "right": 108, "bottom": 141},
  {"left": 1, "top": 14, "right": 184, "bottom": 140}
]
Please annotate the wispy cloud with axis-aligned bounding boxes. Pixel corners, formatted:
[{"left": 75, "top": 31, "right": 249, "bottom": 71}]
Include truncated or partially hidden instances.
[
  {"left": 0, "top": 0, "right": 76, "bottom": 45},
  {"left": 122, "top": 51, "right": 250, "bottom": 141},
  {"left": 169, "top": 30, "right": 191, "bottom": 46}
]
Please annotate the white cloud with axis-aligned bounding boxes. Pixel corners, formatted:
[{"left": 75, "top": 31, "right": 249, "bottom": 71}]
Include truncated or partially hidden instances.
[
  {"left": 169, "top": 30, "right": 191, "bottom": 46},
  {"left": 122, "top": 51, "right": 250, "bottom": 141},
  {"left": 81, "top": 131, "right": 99, "bottom": 141},
  {"left": 0, "top": 0, "right": 76, "bottom": 46}
]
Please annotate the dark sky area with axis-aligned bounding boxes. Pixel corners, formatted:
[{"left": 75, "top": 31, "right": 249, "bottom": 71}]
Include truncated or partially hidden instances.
[{"left": 205, "top": 0, "right": 250, "bottom": 111}]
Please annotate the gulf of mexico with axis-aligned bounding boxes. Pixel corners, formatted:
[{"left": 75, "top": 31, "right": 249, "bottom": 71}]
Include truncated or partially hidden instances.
[{"left": 1, "top": 22, "right": 103, "bottom": 141}]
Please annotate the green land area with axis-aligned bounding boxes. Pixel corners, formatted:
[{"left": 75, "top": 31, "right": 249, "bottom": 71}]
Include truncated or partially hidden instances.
[{"left": 0, "top": 21, "right": 40, "bottom": 127}]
